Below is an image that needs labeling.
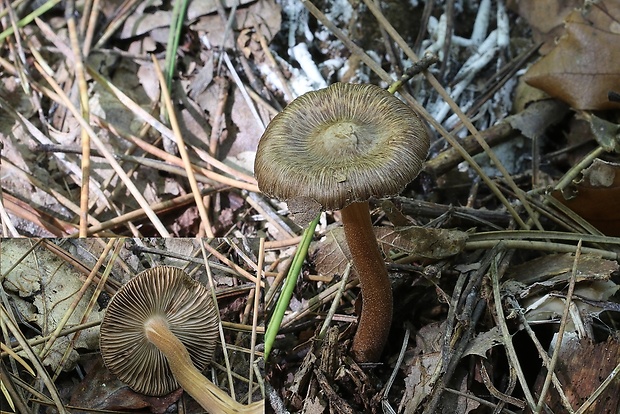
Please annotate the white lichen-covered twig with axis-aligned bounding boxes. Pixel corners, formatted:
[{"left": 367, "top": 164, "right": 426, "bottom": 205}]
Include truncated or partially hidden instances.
[
  {"left": 424, "top": 0, "right": 511, "bottom": 130},
  {"left": 291, "top": 43, "right": 328, "bottom": 90}
]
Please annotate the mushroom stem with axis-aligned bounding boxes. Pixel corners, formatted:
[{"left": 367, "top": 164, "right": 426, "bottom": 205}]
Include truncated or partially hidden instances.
[
  {"left": 341, "top": 201, "right": 393, "bottom": 362},
  {"left": 144, "top": 316, "right": 264, "bottom": 414}
]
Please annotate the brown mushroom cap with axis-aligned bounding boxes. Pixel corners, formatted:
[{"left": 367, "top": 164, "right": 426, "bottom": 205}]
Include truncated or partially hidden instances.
[
  {"left": 100, "top": 266, "right": 219, "bottom": 396},
  {"left": 254, "top": 82, "right": 429, "bottom": 211}
]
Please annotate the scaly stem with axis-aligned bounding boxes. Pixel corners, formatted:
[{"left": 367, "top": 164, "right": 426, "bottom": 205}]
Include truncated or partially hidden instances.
[
  {"left": 144, "top": 316, "right": 264, "bottom": 414},
  {"left": 341, "top": 201, "right": 393, "bottom": 362}
]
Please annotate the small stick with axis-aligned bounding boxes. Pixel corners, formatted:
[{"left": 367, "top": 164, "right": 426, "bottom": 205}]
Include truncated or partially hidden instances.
[{"left": 387, "top": 52, "right": 439, "bottom": 94}]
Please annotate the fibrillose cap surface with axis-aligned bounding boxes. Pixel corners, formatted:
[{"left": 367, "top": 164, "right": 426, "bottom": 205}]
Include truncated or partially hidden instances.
[
  {"left": 254, "top": 83, "right": 430, "bottom": 211},
  {"left": 100, "top": 266, "right": 219, "bottom": 396}
]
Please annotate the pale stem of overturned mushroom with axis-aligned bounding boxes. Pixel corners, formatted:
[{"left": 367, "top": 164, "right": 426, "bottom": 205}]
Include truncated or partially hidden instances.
[
  {"left": 144, "top": 316, "right": 264, "bottom": 414},
  {"left": 341, "top": 201, "right": 393, "bottom": 363}
]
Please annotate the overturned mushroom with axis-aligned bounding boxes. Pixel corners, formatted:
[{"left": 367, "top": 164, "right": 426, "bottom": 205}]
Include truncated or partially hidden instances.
[
  {"left": 254, "top": 83, "right": 429, "bottom": 362},
  {"left": 100, "top": 266, "right": 263, "bottom": 413}
]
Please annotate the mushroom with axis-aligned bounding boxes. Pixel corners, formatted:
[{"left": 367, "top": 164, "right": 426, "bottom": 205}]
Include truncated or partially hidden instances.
[
  {"left": 254, "top": 83, "right": 429, "bottom": 362},
  {"left": 100, "top": 266, "right": 263, "bottom": 413}
]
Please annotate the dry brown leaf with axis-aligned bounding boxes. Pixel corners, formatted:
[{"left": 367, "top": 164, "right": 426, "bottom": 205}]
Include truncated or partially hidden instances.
[
  {"left": 187, "top": 0, "right": 256, "bottom": 19},
  {"left": 523, "top": 1, "right": 620, "bottom": 110},
  {"left": 523, "top": 279, "right": 619, "bottom": 324},
  {"left": 121, "top": 9, "right": 172, "bottom": 38},
  {"left": 375, "top": 226, "right": 468, "bottom": 260},
  {"left": 401, "top": 352, "right": 441, "bottom": 413},
  {"left": 504, "top": 253, "right": 619, "bottom": 335},
  {"left": 191, "top": 0, "right": 282, "bottom": 49},
  {"left": 287, "top": 196, "right": 323, "bottom": 227},
  {"left": 312, "top": 226, "right": 467, "bottom": 278},
  {"left": 508, "top": 252, "right": 619, "bottom": 284},
  {"left": 120, "top": 0, "right": 256, "bottom": 38},
  {"left": 71, "top": 360, "right": 184, "bottom": 413},
  {"left": 507, "top": 99, "right": 569, "bottom": 140},
  {"left": 505, "top": 252, "right": 619, "bottom": 297},
  {"left": 1, "top": 240, "right": 103, "bottom": 371},
  {"left": 507, "top": 0, "right": 581, "bottom": 54},
  {"left": 400, "top": 322, "right": 443, "bottom": 413},
  {"left": 531, "top": 337, "right": 620, "bottom": 413},
  {"left": 463, "top": 326, "right": 503, "bottom": 358},
  {"left": 312, "top": 229, "right": 350, "bottom": 278},
  {"left": 228, "top": 85, "right": 271, "bottom": 156},
  {"left": 119, "top": 0, "right": 280, "bottom": 54},
  {"left": 581, "top": 112, "right": 620, "bottom": 152},
  {"left": 553, "top": 159, "right": 620, "bottom": 236}
]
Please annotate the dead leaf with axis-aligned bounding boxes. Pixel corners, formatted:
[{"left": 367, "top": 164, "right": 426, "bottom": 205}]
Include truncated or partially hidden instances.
[
  {"left": 532, "top": 336, "right": 620, "bottom": 412},
  {"left": 312, "top": 230, "right": 349, "bottom": 278},
  {"left": 507, "top": 99, "right": 569, "bottom": 140},
  {"left": 523, "top": 279, "right": 619, "bottom": 328},
  {"left": 506, "top": 252, "right": 618, "bottom": 290},
  {"left": 463, "top": 326, "right": 504, "bottom": 357},
  {"left": 287, "top": 196, "right": 322, "bottom": 227},
  {"left": 505, "top": 253, "right": 619, "bottom": 334},
  {"left": 312, "top": 226, "right": 467, "bottom": 278},
  {"left": 553, "top": 159, "right": 620, "bottom": 236},
  {"left": 375, "top": 226, "right": 468, "bottom": 260},
  {"left": 507, "top": 0, "right": 581, "bottom": 54},
  {"left": 303, "top": 397, "right": 327, "bottom": 413},
  {"left": 121, "top": 9, "right": 171, "bottom": 38},
  {"left": 580, "top": 112, "right": 620, "bottom": 152},
  {"left": 523, "top": 2, "right": 620, "bottom": 110},
  {"left": 71, "top": 359, "right": 183, "bottom": 414},
  {"left": 1, "top": 240, "right": 103, "bottom": 371},
  {"left": 190, "top": 0, "right": 282, "bottom": 49},
  {"left": 119, "top": 0, "right": 256, "bottom": 39},
  {"left": 187, "top": 0, "right": 256, "bottom": 20},
  {"left": 400, "top": 322, "right": 444, "bottom": 413},
  {"left": 401, "top": 351, "right": 441, "bottom": 413}
]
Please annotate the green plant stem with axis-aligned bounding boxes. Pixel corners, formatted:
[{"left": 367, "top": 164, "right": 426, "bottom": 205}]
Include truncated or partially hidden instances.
[
  {"left": 468, "top": 229, "right": 620, "bottom": 244},
  {"left": 162, "top": 0, "right": 189, "bottom": 122},
  {"left": 0, "top": 0, "right": 62, "bottom": 43},
  {"left": 465, "top": 240, "right": 616, "bottom": 259},
  {"left": 264, "top": 213, "right": 320, "bottom": 360}
]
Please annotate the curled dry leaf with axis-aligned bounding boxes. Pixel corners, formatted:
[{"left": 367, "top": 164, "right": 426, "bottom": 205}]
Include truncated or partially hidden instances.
[
  {"left": 553, "top": 159, "right": 620, "bottom": 236},
  {"left": 522, "top": 279, "right": 619, "bottom": 326},
  {"left": 312, "top": 226, "right": 467, "bottom": 278},
  {"left": 1, "top": 240, "right": 102, "bottom": 371},
  {"left": 580, "top": 112, "right": 620, "bottom": 152},
  {"left": 507, "top": 0, "right": 581, "bottom": 54},
  {"left": 504, "top": 253, "right": 619, "bottom": 334},
  {"left": 532, "top": 336, "right": 620, "bottom": 412},
  {"left": 375, "top": 226, "right": 468, "bottom": 260},
  {"left": 523, "top": 1, "right": 620, "bottom": 110},
  {"left": 312, "top": 229, "right": 349, "bottom": 279},
  {"left": 463, "top": 326, "right": 503, "bottom": 358},
  {"left": 505, "top": 252, "right": 619, "bottom": 295}
]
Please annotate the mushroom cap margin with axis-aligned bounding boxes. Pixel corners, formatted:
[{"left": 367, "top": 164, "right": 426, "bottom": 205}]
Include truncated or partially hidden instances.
[{"left": 254, "top": 82, "right": 430, "bottom": 211}]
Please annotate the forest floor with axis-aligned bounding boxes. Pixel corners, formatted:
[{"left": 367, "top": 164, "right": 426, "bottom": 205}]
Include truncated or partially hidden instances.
[{"left": 1, "top": 0, "right": 620, "bottom": 413}]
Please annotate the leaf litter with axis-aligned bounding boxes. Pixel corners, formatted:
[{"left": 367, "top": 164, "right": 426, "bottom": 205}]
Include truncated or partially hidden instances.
[
  {"left": 2, "top": 240, "right": 103, "bottom": 372},
  {"left": 1, "top": 238, "right": 265, "bottom": 413},
  {"left": 1, "top": 0, "right": 620, "bottom": 412}
]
